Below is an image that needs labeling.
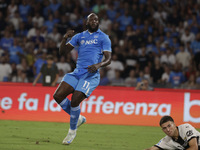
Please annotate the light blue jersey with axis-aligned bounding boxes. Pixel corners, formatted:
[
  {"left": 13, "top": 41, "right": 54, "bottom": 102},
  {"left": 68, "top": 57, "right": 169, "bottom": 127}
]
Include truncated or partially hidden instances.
[
  {"left": 68, "top": 29, "right": 112, "bottom": 69},
  {"left": 62, "top": 29, "right": 112, "bottom": 97}
]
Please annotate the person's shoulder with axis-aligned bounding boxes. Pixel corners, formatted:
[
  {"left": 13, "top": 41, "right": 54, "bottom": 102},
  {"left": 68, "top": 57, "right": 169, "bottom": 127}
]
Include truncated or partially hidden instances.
[
  {"left": 179, "top": 123, "right": 193, "bottom": 129},
  {"left": 98, "top": 29, "right": 110, "bottom": 40},
  {"left": 96, "top": 29, "right": 107, "bottom": 36},
  {"left": 162, "top": 135, "right": 172, "bottom": 142}
]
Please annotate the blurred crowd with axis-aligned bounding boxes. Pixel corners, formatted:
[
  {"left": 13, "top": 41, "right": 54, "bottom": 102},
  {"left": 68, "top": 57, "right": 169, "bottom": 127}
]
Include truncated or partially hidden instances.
[{"left": 0, "top": 0, "right": 200, "bottom": 89}]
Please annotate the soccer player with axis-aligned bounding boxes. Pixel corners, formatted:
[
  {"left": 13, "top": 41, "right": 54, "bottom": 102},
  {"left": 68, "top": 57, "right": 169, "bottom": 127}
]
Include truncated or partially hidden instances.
[
  {"left": 144, "top": 116, "right": 200, "bottom": 150},
  {"left": 53, "top": 13, "right": 112, "bottom": 145}
]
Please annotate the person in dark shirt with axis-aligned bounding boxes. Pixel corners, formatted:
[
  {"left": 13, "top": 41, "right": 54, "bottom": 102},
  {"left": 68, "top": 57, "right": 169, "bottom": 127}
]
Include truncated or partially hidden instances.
[{"left": 33, "top": 54, "right": 59, "bottom": 86}]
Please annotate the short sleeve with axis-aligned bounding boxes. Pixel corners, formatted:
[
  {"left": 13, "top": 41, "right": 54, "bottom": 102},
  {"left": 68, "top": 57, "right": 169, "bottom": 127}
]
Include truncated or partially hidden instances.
[
  {"left": 68, "top": 33, "right": 80, "bottom": 47},
  {"left": 102, "top": 35, "right": 112, "bottom": 52},
  {"left": 155, "top": 137, "right": 174, "bottom": 149},
  {"left": 184, "top": 124, "right": 198, "bottom": 141}
]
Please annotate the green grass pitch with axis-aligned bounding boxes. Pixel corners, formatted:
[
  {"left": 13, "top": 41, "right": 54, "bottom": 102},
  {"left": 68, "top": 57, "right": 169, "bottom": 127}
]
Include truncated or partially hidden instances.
[{"left": 0, "top": 120, "right": 199, "bottom": 150}]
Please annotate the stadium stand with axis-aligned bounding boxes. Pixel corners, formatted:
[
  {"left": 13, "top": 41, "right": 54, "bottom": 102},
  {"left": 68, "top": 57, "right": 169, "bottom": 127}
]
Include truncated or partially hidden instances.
[{"left": 0, "top": 0, "right": 200, "bottom": 89}]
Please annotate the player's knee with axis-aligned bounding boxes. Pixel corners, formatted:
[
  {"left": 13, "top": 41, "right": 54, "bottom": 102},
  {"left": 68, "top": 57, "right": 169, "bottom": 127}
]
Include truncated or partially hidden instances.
[
  {"left": 53, "top": 93, "right": 63, "bottom": 104},
  {"left": 71, "top": 99, "right": 80, "bottom": 107}
]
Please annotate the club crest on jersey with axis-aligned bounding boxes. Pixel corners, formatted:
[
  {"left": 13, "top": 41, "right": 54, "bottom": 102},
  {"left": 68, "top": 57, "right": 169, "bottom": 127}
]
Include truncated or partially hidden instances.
[
  {"left": 81, "top": 40, "right": 85, "bottom": 45},
  {"left": 84, "top": 39, "right": 98, "bottom": 45}
]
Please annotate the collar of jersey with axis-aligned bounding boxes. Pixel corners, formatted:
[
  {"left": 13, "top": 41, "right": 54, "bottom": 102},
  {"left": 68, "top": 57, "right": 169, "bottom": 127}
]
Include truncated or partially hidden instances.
[{"left": 87, "top": 29, "right": 101, "bottom": 34}]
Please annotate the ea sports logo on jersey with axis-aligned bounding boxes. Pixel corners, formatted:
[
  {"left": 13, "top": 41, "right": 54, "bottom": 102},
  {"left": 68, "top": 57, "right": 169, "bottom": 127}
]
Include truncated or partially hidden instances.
[{"left": 184, "top": 93, "right": 200, "bottom": 123}]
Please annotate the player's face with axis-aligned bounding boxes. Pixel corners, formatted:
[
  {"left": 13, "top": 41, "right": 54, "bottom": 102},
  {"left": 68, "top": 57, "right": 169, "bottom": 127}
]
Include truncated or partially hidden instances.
[
  {"left": 161, "top": 121, "right": 177, "bottom": 137},
  {"left": 86, "top": 14, "right": 99, "bottom": 32}
]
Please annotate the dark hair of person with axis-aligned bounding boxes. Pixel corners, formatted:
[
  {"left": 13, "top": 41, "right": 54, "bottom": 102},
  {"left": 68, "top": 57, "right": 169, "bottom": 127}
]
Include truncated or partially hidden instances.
[
  {"left": 46, "top": 55, "right": 54, "bottom": 60},
  {"left": 159, "top": 115, "right": 174, "bottom": 126}
]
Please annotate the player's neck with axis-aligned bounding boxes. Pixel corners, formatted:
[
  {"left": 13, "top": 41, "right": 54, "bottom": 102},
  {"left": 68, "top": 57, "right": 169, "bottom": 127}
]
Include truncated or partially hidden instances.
[
  {"left": 172, "top": 127, "right": 179, "bottom": 140},
  {"left": 88, "top": 30, "right": 94, "bottom": 34}
]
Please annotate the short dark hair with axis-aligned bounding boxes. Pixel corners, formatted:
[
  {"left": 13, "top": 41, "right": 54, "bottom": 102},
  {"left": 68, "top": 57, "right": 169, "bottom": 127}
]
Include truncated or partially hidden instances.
[
  {"left": 159, "top": 116, "right": 174, "bottom": 126},
  {"left": 46, "top": 55, "right": 53, "bottom": 60}
]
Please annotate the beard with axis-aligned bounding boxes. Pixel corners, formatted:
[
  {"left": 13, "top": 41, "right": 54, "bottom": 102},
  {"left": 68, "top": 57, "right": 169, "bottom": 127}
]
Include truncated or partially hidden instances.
[{"left": 87, "top": 24, "right": 99, "bottom": 32}]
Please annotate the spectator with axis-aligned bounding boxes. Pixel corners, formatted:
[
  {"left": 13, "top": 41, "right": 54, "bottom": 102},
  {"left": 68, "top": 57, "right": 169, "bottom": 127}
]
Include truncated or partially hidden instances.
[
  {"left": 107, "top": 53, "right": 124, "bottom": 80},
  {"left": 7, "top": 0, "right": 18, "bottom": 19},
  {"left": 161, "top": 64, "right": 171, "bottom": 84},
  {"left": 44, "top": 14, "right": 56, "bottom": 33},
  {"left": 0, "top": 56, "right": 12, "bottom": 82},
  {"left": 99, "top": 68, "right": 110, "bottom": 86},
  {"left": 180, "top": 28, "right": 195, "bottom": 45},
  {"left": 135, "top": 78, "right": 154, "bottom": 91},
  {"left": 56, "top": 15, "right": 71, "bottom": 35},
  {"left": 8, "top": 11, "right": 22, "bottom": 30},
  {"left": 47, "top": 26, "right": 61, "bottom": 43},
  {"left": 182, "top": 74, "right": 198, "bottom": 89},
  {"left": 57, "top": 69, "right": 64, "bottom": 84},
  {"left": 32, "top": 12, "right": 44, "bottom": 28},
  {"left": 144, "top": 66, "right": 152, "bottom": 83},
  {"left": 31, "top": 28, "right": 45, "bottom": 48},
  {"left": 99, "top": 14, "right": 112, "bottom": 32},
  {"left": 190, "top": 33, "right": 200, "bottom": 55},
  {"left": 138, "top": 46, "right": 149, "bottom": 71},
  {"left": 0, "top": 31, "right": 14, "bottom": 50},
  {"left": 116, "top": 10, "right": 133, "bottom": 31},
  {"left": 110, "top": 70, "right": 125, "bottom": 86},
  {"left": 33, "top": 51, "right": 47, "bottom": 82},
  {"left": 16, "top": 22, "right": 28, "bottom": 37},
  {"left": 153, "top": 4, "right": 168, "bottom": 26},
  {"left": 191, "top": 33, "right": 200, "bottom": 70},
  {"left": 151, "top": 57, "right": 164, "bottom": 83},
  {"left": 176, "top": 44, "right": 191, "bottom": 70},
  {"left": 125, "top": 69, "right": 137, "bottom": 87},
  {"left": 106, "top": 2, "right": 117, "bottom": 21},
  {"left": 49, "top": 0, "right": 61, "bottom": 13},
  {"left": 92, "top": 0, "right": 105, "bottom": 14},
  {"left": 11, "top": 67, "right": 28, "bottom": 83},
  {"left": 168, "top": 63, "right": 185, "bottom": 88},
  {"left": 33, "top": 54, "right": 59, "bottom": 86},
  {"left": 18, "top": 0, "right": 31, "bottom": 22},
  {"left": 0, "top": 0, "right": 8, "bottom": 16},
  {"left": 16, "top": 57, "right": 33, "bottom": 82},
  {"left": 0, "top": 11, "right": 7, "bottom": 33},
  {"left": 7, "top": 38, "right": 24, "bottom": 64},
  {"left": 56, "top": 56, "right": 71, "bottom": 74},
  {"left": 27, "top": 22, "right": 38, "bottom": 39},
  {"left": 124, "top": 47, "right": 138, "bottom": 75},
  {"left": 160, "top": 48, "right": 176, "bottom": 67}
]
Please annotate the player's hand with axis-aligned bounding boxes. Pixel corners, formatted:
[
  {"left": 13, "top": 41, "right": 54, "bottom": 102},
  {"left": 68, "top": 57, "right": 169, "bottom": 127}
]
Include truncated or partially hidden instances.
[
  {"left": 87, "top": 64, "right": 101, "bottom": 73},
  {"left": 63, "top": 30, "right": 75, "bottom": 39}
]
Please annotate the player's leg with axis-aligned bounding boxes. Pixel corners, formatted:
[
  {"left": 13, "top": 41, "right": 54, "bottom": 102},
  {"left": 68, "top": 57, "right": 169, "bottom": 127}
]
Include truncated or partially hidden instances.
[
  {"left": 53, "top": 81, "right": 74, "bottom": 114},
  {"left": 62, "top": 91, "right": 86, "bottom": 145},
  {"left": 70, "top": 91, "right": 86, "bottom": 130},
  {"left": 69, "top": 72, "right": 100, "bottom": 130},
  {"left": 62, "top": 73, "right": 100, "bottom": 145}
]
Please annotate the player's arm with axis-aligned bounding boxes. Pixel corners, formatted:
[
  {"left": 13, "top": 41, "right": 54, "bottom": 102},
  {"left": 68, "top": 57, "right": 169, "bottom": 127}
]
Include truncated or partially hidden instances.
[
  {"left": 186, "top": 137, "right": 198, "bottom": 150},
  {"left": 59, "top": 30, "right": 75, "bottom": 55},
  {"left": 87, "top": 51, "right": 111, "bottom": 73},
  {"left": 51, "top": 73, "right": 59, "bottom": 87},
  {"left": 32, "top": 72, "right": 42, "bottom": 86}
]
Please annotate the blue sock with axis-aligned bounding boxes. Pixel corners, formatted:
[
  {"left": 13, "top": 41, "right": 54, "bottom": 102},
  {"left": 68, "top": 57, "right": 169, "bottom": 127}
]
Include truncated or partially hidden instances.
[
  {"left": 59, "top": 98, "right": 71, "bottom": 115},
  {"left": 70, "top": 106, "right": 80, "bottom": 130}
]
